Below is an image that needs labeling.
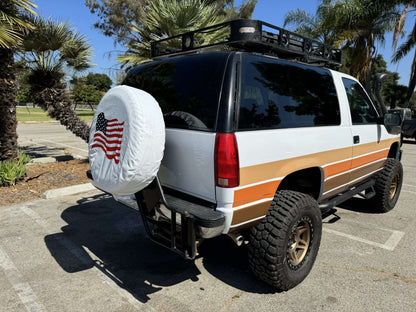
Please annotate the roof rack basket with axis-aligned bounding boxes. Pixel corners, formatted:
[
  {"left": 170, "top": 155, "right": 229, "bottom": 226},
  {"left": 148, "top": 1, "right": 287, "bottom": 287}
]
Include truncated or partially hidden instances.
[{"left": 151, "top": 19, "right": 342, "bottom": 67}]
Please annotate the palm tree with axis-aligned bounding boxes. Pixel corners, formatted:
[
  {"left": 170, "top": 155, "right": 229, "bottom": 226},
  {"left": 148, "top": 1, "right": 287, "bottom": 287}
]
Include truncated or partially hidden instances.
[
  {"left": 327, "top": 0, "right": 399, "bottom": 90},
  {"left": 20, "top": 17, "right": 92, "bottom": 142},
  {"left": 284, "top": 0, "right": 399, "bottom": 91},
  {"left": 392, "top": 1, "right": 416, "bottom": 108},
  {"left": 118, "top": 0, "right": 252, "bottom": 68},
  {"left": 0, "top": 0, "right": 36, "bottom": 161},
  {"left": 284, "top": 0, "right": 337, "bottom": 45}
]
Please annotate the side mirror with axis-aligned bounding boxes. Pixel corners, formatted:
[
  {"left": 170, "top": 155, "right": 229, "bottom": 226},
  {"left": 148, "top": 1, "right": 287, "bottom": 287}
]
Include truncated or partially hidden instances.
[{"left": 383, "top": 112, "right": 402, "bottom": 135}]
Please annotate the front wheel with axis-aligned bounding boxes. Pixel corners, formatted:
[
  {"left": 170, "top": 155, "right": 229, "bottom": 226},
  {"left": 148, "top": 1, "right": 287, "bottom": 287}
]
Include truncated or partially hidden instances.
[
  {"left": 248, "top": 190, "right": 322, "bottom": 291},
  {"left": 370, "top": 158, "right": 403, "bottom": 213}
]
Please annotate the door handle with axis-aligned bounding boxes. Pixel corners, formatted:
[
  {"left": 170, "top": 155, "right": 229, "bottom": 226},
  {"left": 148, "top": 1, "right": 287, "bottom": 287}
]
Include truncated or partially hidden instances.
[{"left": 353, "top": 135, "right": 360, "bottom": 144}]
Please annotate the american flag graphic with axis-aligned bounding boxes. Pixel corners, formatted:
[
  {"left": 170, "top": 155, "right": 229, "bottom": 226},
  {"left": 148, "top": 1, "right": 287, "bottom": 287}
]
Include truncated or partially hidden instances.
[{"left": 91, "top": 112, "right": 124, "bottom": 164}]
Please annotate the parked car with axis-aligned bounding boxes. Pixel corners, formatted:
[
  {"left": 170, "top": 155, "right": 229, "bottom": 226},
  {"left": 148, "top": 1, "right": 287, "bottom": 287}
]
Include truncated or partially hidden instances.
[{"left": 88, "top": 19, "right": 403, "bottom": 290}]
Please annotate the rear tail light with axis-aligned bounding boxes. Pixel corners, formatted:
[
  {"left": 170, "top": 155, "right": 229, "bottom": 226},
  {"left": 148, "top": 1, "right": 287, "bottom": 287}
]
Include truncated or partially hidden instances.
[{"left": 215, "top": 133, "right": 239, "bottom": 188}]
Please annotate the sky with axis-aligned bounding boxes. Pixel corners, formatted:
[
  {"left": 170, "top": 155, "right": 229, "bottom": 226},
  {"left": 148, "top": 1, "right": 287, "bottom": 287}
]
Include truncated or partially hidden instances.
[{"left": 33, "top": 0, "right": 413, "bottom": 85}]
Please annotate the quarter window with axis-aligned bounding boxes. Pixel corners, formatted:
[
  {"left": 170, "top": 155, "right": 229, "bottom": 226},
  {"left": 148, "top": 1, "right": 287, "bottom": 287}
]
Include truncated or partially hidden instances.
[{"left": 238, "top": 54, "right": 341, "bottom": 130}]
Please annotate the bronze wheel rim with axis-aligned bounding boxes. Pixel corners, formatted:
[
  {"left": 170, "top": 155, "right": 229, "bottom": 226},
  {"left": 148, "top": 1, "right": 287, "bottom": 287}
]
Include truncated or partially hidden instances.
[
  {"left": 390, "top": 176, "right": 398, "bottom": 199},
  {"left": 288, "top": 220, "right": 311, "bottom": 266}
]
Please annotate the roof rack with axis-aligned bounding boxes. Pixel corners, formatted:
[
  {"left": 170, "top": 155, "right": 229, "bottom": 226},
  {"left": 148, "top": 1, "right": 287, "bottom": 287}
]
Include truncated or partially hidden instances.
[{"left": 151, "top": 19, "right": 342, "bottom": 67}]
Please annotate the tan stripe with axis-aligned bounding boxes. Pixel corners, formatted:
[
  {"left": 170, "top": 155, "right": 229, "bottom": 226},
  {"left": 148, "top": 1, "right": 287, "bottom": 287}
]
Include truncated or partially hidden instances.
[
  {"left": 240, "top": 146, "right": 351, "bottom": 186},
  {"left": 229, "top": 219, "right": 264, "bottom": 232},
  {"left": 323, "top": 173, "right": 350, "bottom": 193},
  {"left": 231, "top": 201, "right": 272, "bottom": 225},
  {"left": 350, "top": 160, "right": 385, "bottom": 182},
  {"left": 353, "top": 138, "right": 398, "bottom": 156},
  {"left": 240, "top": 138, "right": 399, "bottom": 186}
]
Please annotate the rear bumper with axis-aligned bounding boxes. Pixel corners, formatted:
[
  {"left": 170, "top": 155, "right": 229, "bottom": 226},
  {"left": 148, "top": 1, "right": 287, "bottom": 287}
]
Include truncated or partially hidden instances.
[
  {"left": 115, "top": 191, "right": 226, "bottom": 239},
  {"left": 87, "top": 170, "right": 226, "bottom": 259}
]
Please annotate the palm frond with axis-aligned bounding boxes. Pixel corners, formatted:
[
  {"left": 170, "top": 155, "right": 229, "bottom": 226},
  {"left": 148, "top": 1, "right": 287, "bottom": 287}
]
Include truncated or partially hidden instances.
[
  {"left": 0, "top": 0, "right": 36, "bottom": 48},
  {"left": 20, "top": 16, "right": 93, "bottom": 77},
  {"left": 393, "top": 5, "right": 409, "bottom": 51},
  {"left": 392, "top": 21, "right": 416, "bottom": 63},
  {"left": 119, "top": 0, "right": 229, "bottom": 68}
]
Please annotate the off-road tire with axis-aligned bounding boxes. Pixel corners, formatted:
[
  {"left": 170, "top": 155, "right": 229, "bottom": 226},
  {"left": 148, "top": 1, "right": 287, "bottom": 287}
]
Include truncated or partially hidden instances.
[
  {"left": 248, "top": 190, "right": 322, "bottom": 291},
  {"left": 370, "top": 158, "right": 403, "bottom": 213}
]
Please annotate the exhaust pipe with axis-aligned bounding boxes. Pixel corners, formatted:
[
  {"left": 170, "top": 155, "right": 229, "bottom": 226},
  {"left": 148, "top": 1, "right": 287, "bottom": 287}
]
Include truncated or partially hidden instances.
[{"left": 228, "top": 233, "right": 246, "bottom": 246}]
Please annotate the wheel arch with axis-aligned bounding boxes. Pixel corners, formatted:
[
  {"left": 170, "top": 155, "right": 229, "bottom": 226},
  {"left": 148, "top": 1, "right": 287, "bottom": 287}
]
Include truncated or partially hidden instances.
[
  {"left": 387, "top": 141, "right": 401, "bottom": 159},
  {"left": 277, "top": 167, "right": 324, "bottom": 202}
]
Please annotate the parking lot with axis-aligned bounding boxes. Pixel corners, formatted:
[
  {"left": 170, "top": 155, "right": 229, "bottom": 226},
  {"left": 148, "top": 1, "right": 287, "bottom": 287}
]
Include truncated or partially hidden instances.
[{"left": 1, "top": 124, "right": 415, "bottom": 311}]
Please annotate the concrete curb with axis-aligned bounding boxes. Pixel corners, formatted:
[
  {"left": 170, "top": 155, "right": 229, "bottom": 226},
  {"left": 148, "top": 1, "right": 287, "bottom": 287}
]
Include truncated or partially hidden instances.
[
  {"left": 42, "top": 183, "right": 97, "bottom": 199},
  {"left": 29, "top": 157, "right": 57, "bottom": 165}
]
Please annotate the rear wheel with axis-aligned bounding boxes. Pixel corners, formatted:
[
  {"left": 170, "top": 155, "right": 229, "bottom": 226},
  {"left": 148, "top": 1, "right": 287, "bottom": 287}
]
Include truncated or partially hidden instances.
[
  {"left": 248, "top": 190, "right": 322, "bottom": 290},
  {"left": 370, "top": 158, "right": 403, "bottom": 213}
]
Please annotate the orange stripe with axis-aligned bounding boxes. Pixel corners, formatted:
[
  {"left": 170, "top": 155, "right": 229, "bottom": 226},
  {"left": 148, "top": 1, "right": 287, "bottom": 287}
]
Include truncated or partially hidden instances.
[
  {"left": 324, "top": 159, "right": 351, "bottom": 179},
  {"left": 233, "top": 180, "right": 280, "bottom": 207},
  {"left": 351, "top": 150, "right": 389, "bottom": 169}
]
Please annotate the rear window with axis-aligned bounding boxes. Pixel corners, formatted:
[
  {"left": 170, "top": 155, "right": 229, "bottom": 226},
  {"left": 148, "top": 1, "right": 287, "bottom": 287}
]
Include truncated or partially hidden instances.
[
  {"left": 123, "top": 53, "right": 229, "bottom": 131},
  {"left": 238, "top": 54, "right": 340, "bottom": 130}
]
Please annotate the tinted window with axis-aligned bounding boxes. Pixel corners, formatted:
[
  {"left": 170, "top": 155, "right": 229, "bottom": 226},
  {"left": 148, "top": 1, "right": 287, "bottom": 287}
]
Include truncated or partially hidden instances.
[
  {"left": 342, "top": 78, "right": 378, "bottom": 124},
  {"left": 238, "top": 54, "right": 340, "bottom": 130},
  {"left": 123, "top": 53, "right": 229, "bottom": 131}
]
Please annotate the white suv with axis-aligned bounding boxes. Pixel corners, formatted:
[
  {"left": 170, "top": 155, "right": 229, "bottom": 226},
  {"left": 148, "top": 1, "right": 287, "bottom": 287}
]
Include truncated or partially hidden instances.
[{"left": 88, "top": 20, "right": 403, "bottom": 290}]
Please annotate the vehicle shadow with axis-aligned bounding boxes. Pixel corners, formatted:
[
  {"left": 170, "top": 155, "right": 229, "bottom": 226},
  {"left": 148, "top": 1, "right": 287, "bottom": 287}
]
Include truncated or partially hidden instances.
[
  {"left": 337, "top": 196, "right": 380, "bottom": 214},
  {"left": 44, "top": 194, "right": 274, "bottom": 303},
  {"left": 198, "top": 236, "right": 276, "bottom": 294},
  {"left": 44, "top": 193, "right": 201, "bottom": 303}
]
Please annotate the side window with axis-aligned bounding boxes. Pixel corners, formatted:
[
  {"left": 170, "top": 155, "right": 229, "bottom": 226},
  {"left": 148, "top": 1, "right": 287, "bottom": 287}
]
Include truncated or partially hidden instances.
[
  {"left": 238, "top": 54, "right": 341, "bottom": 130},
  {"left": 342, "top": 78, "right": 378, "bottom": 124}
]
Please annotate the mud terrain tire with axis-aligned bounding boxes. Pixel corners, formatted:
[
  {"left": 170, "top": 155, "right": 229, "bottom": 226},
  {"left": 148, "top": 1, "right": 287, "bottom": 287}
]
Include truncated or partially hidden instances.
[
  {"left": 370, "top": 158, "right": 403, "bottom": 213},
  {"left": 248, "top": 190, "right": 322, "bottom": 291}
]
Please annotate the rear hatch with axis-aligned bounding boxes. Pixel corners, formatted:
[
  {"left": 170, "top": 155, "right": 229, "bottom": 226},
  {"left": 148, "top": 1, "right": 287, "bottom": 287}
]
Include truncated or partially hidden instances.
[{"left": 123, "top": 52, "right": 231, "bottom": 203}]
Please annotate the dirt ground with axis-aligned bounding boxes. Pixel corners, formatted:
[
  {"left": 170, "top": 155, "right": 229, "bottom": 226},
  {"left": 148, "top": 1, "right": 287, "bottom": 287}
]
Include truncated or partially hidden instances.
[{"left": 0, "top": 159, "right": 90, "bottom": 207}]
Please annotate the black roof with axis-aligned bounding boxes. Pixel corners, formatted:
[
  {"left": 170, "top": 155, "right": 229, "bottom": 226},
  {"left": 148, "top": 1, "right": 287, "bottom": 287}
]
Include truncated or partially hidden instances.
[{"left": 151, "top": 19, "right": 342, "bottom": 68}]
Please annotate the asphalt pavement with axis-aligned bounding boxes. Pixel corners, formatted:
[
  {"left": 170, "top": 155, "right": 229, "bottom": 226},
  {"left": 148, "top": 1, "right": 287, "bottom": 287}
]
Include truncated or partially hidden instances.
[
  {"left": 1, "top": 123, "right": 415, "bottom": 311},
  {"left": 17, "top": 122, "right": 89, "bottom": 160}
]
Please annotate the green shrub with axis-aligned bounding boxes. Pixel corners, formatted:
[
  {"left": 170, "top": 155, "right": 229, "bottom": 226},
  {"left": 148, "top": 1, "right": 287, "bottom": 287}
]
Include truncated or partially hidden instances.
[
  {"left": 18, "top": 150, "right": 32, "bottom": 165},
  {"left": 0, "top": 151, "right": 32, "bottom": 186}
]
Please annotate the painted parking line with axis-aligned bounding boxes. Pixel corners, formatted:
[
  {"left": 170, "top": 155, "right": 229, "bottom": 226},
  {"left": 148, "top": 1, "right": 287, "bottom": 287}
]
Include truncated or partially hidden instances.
[
  {"left": 323, "top": 227, "right": 405, "bottom": 251},
  {"left": 37, "top": 139, "right": 88, "bottom": 153},
  {"left": 0, "top": 245, "right": 46, "bottom": 312}
]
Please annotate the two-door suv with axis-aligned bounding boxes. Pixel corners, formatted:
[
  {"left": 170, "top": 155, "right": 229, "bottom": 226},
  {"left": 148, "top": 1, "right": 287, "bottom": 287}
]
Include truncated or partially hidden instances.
[{"left": 88, "top": 20, "right": 403, "bottom": 290}]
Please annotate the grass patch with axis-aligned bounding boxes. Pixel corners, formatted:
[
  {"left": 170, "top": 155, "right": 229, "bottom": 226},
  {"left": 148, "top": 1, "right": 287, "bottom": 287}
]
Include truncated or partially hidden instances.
[
  {"left": 17, "top": 107, "right": 54, "bottom": 122},
  {"left": 17, "top": 107, "right": 95, "bottom": 123},
  {"left": 75, "top": 110, "right": 95, "bottom": 121},
  {"left": 0, "top": 151, "right": 33, "bottom": 186}
]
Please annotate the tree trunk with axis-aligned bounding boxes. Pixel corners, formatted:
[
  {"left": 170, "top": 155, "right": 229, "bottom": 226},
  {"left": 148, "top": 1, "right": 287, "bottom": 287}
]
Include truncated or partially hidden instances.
[
  {"left": 0, "top": 47, "right": 19, "bottom": 161},
  {"left": 33, "top": 88, "right": 91, "bottom": 142},
  {"left": 404, "top": 50, "right": 416, "bottom": 109}
]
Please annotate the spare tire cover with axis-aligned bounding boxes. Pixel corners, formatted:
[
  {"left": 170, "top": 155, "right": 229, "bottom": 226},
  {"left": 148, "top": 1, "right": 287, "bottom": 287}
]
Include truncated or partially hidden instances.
[{"left": 89, "top": 85, "right": 165, "bottom": 196}]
